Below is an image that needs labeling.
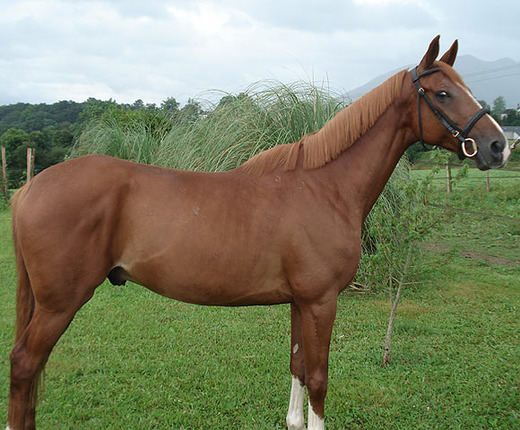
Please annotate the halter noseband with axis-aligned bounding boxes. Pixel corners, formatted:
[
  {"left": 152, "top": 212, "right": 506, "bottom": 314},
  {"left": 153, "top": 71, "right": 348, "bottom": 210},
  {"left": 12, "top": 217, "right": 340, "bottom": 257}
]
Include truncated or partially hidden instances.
[{"left": 412, "top": 66, "right": 490, "bottom": 159}]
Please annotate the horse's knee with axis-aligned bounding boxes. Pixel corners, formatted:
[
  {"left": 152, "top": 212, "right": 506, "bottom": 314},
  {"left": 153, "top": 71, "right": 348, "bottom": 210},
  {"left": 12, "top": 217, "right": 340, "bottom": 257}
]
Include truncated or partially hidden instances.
[
  {"left": 305, "top": 372, "right": 328, "bottom": 418},
  {"left": 305, "top": 372, "right": 327, "bottom": 400}
]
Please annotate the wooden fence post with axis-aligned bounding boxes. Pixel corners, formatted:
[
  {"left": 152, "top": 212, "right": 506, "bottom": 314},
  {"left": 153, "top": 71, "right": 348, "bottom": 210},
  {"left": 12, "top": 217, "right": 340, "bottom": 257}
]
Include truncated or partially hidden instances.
[
  {"left": 445, "top": 162, "right": 452, "bottom": 193},
  {"left": 1, "top": 146, "right": 8, "bottom": 200},
  {"left": 27, "top": 147, "right": 35, "bottom": 183}
]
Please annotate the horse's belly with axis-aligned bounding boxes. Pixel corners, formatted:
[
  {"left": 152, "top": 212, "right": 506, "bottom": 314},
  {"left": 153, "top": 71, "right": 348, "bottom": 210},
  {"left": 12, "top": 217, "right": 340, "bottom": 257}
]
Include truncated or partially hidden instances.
[
  {"left": 136, "top": 276, "right": 292, "bottom": 306},
  {"left": 120, "top": 253, "right": 292, "bottom": 306}
]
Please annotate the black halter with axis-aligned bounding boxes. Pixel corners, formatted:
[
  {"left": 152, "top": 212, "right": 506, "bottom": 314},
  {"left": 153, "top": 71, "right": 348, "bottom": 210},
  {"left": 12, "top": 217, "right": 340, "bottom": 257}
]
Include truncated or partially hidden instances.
[{"left": 412, "top": 66, "right": 490, "bottom": 159}]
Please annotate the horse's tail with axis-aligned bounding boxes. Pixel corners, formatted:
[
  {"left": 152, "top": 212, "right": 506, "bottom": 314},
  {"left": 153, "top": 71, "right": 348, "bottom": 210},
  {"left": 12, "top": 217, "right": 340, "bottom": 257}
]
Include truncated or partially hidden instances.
[
  {"left": 10, "top": 184, "right": 44, "bottom": 409},
  {"left": 11, "top": 184, "right": 35, "bottom": 343}
]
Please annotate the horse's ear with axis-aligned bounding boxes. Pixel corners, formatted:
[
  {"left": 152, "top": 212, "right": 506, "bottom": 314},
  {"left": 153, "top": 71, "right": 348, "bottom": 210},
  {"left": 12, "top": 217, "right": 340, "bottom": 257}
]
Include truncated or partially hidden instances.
[
  {"left": 439, "top": 40, "right": 458, "bottom": 66},
  {"left": 418, "top": 35, "right": 440, "bottom": 71}
]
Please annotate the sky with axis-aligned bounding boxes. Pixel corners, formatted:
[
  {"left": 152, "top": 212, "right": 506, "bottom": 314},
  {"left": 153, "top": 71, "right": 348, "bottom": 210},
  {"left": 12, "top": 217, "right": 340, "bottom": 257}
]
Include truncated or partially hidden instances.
[{"left": 1, "top": 0, "right": 519, "bottom": 107}]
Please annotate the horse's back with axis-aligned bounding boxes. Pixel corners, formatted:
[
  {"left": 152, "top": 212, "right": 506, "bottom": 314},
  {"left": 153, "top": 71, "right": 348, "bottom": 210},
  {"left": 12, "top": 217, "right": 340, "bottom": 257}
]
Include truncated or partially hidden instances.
[{"left": 14, "top": 154, "right": 133, "bottom": 208}]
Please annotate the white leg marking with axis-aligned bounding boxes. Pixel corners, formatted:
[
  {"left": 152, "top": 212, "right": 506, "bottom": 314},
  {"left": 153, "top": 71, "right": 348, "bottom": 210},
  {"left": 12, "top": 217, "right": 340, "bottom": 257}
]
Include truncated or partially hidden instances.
[
  {"left": 286, "top": 376, "right": 306, "bottom": 430},
  {"left": 308, "top": 400, "right": 325, "bottom": 430},
  {"left": 7, "top": 426, "right": 14, "bottom": 430}
]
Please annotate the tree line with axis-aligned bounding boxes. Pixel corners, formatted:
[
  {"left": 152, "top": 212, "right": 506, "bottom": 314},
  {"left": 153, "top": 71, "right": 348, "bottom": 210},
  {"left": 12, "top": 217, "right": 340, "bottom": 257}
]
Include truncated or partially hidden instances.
[
  {"left": 0, "top": 96, "right": 203, "bottom": 188},
  {"left": 490, "top": 96, "right": 520, "bottom": 126}
]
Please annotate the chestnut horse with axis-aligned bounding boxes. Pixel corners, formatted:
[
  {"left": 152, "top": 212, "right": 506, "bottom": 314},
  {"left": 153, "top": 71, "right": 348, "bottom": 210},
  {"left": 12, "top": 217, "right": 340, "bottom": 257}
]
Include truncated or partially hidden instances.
[{"left": 6, "top": 37, "right": 510, "bottom": 430}]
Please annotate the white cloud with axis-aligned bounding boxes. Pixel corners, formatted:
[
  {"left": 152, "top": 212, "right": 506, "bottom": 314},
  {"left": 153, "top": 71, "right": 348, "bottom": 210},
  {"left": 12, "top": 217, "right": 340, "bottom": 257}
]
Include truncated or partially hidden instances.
[
  {"left": 353, "top": 0, "right": 421, "bottom": 5},
  {"left": 0, "top": 0, "right": 518, "bottom": 106}
]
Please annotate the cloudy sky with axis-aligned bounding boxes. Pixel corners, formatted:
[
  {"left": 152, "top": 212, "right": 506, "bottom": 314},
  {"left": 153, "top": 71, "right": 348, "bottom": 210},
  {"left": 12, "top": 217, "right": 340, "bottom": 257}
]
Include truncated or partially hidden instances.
[{"left": 1, "top": 0, "right": 519, "bottom": 107}]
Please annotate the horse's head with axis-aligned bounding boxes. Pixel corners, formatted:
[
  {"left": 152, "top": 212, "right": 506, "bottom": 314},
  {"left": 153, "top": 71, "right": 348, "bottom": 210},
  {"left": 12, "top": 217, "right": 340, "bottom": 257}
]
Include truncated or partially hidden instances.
[{"left": 410, "top": 36, "right": 510, "bottom": 170}]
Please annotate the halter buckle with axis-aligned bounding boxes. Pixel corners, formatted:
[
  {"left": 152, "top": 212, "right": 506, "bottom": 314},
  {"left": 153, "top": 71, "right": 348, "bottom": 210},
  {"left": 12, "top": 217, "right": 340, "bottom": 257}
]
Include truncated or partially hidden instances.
[{"left": 462, "top": 138, "right": 478, "bottom": 158}]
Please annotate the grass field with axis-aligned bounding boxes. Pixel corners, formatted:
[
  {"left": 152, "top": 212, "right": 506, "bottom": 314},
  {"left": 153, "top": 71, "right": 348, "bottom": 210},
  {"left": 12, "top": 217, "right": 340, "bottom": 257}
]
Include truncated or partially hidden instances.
[{"left": 0, "top": 168, "right": 519, "bottom": 429}]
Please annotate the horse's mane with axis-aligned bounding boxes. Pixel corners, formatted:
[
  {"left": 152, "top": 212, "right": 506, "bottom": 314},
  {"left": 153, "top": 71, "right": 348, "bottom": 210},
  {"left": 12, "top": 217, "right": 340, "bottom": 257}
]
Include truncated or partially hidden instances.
[{"left": 240, "top": 69, "right": 408, "bottom": 174}]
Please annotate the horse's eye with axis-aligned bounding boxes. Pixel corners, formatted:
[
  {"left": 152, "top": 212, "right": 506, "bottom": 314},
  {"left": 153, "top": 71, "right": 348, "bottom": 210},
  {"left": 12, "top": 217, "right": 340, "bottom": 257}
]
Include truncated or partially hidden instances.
[{"left": 436, "top": 90, "right": 449, "bottom": 100}]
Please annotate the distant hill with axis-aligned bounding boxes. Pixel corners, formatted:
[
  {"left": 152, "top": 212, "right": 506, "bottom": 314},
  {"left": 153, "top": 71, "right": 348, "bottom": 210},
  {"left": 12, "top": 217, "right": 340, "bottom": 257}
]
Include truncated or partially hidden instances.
[{"left": 347, "top": 55, "right": 520, "bottom": 108}]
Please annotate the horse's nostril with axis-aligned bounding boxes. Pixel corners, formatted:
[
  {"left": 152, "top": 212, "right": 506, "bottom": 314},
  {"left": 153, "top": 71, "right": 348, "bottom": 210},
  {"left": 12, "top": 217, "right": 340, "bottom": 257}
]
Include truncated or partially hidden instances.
[{"left": 490, "top": 140, "right": 505, "bottom": 155}]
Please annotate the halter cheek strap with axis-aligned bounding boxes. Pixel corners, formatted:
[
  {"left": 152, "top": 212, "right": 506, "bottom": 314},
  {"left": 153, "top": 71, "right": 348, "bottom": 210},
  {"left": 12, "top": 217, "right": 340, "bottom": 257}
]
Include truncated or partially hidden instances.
[{"left": 412, "top": 66, "right": 490, "bottom": 159}]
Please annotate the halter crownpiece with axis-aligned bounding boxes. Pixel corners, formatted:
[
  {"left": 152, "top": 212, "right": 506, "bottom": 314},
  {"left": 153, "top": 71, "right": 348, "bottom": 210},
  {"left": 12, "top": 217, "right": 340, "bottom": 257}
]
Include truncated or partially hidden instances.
[{"left": 412, "top": 66, "right": 490, "bottom": 159}]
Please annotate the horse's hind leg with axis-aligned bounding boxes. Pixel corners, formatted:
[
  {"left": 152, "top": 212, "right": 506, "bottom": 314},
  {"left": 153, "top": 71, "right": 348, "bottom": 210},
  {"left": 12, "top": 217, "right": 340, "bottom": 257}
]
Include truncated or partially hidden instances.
[
  {"left": 286, "top": 303, "right": 306, "bottom": 430},
  {"left": 8, "top": 303, "right": 83, "bottom": 430}
]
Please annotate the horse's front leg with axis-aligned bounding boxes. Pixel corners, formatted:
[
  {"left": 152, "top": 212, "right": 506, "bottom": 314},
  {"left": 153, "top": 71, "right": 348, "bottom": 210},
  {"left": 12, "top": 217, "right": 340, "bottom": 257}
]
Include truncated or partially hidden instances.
[
  {"left": 298, "top": 295, "right": 338, "bottom": 430},
  {"left": 287, "top": 303, "right": 306, "bottom": 430}
]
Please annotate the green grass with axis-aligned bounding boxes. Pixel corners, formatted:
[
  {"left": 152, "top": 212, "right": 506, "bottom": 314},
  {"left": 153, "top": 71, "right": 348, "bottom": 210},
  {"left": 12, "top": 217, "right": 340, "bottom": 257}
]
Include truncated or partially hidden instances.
[
  {"left": 413, "top": 166, "right": 520, "bottom": 265},
  {"left": 1, "top": 171, "right": 519, "bottom": 429}
]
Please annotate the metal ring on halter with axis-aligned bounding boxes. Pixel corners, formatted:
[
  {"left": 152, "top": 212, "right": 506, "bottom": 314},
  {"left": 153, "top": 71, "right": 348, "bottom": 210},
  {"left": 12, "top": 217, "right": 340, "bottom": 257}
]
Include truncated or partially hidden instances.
[{"left": 462, "top": 138, "right": 478, "bottom": 158}]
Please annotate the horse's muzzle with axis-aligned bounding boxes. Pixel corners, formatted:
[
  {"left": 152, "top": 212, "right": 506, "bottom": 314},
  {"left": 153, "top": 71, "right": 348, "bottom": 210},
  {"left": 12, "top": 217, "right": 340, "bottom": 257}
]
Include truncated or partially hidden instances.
[{"left": 475, "top": 138, "right": 510, "bottom": 170}]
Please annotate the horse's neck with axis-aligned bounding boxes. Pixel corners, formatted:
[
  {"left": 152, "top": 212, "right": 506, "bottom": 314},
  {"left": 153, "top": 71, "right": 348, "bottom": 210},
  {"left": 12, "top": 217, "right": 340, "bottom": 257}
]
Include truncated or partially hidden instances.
[{"left": 321, "top": 103, "right": 415, "bottom": 220}]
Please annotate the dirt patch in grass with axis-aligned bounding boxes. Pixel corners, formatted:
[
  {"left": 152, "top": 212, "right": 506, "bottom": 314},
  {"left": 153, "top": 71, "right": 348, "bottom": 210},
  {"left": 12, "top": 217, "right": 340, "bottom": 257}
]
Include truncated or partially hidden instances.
[
  {"left": 421, "top": 243, "right": 520, "bottom": 267},
  {"left": 459, "top": 250, "right": 519, "bottom": 267}
]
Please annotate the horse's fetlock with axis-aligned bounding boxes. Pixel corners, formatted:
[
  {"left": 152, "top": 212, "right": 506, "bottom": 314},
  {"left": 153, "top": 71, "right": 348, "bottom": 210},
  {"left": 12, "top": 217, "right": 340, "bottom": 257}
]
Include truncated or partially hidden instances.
[{"left": 286, "top": 415, "right": 306, "bottom": 430}]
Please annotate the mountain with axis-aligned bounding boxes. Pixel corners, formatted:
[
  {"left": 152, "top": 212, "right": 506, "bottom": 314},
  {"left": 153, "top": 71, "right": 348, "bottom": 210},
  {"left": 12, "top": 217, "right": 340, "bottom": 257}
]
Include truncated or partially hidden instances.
[{"left": 347, "top": 55, "right": 520, "bottom": 109}]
